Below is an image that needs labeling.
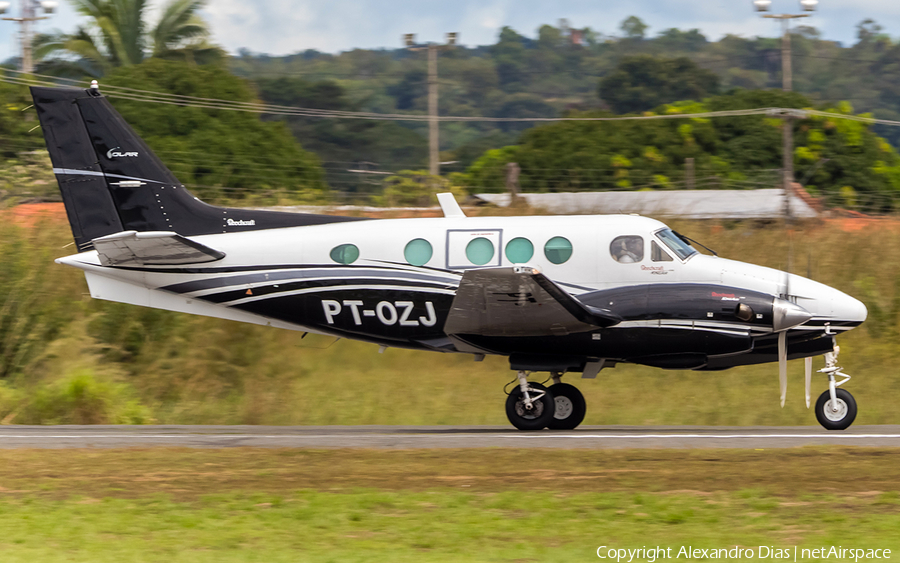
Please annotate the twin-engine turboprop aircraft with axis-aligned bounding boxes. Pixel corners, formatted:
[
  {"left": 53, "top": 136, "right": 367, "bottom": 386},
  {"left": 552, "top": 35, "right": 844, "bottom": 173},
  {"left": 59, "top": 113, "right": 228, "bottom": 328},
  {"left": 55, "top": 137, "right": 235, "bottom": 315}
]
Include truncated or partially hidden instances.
[{"left": 31, "top": 84, "right": 868, "bottom": 430}]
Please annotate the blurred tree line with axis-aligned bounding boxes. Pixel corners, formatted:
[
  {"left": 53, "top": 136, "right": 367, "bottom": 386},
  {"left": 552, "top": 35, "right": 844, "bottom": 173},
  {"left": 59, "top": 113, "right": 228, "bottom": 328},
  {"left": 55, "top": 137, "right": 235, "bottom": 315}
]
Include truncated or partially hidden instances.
[
  {"left": 231, "top": 15, "right": 900, "bottom": 162},
  {"left": 461, "top": 90, "right": 900, "bottom": 213},
  {"left": 2, "top": 11, "right": 899, "bottom": 210}
]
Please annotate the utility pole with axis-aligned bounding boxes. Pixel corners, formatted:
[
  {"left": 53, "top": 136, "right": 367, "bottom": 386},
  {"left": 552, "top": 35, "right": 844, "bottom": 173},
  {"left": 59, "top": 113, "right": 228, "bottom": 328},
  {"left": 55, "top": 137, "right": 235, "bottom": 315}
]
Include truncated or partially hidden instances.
[
  {"left": 754, "top": 0, "right": 817, "bottom": 222},
  {"left": 0, "top": 0, "right": 57, "bottom": 74},
  {"left": 404, "top": 32, "right": 457, "bottom": 178},
  {"left": 427, "top": 44, "right": 439, "bottom": 177}
]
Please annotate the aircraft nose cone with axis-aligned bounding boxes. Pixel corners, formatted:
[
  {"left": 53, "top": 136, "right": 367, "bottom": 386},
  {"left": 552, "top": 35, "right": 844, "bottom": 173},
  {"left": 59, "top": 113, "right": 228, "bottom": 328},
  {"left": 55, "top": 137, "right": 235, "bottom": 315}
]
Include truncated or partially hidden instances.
[
  {"left": 773, "top": 298, "right": 813, "bottom": 331},
  {"left": 835, "top": 293, "right": 868, "bottom": 325}
]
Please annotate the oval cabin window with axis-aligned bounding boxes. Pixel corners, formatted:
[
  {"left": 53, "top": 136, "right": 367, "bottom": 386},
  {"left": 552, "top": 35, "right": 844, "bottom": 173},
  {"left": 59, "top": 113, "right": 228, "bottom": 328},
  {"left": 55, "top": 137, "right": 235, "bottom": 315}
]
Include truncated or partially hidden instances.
[
  {"left": 505, "top": 237, "right": 534, "bottom": 263},
  {"left": 544, "top": 236, "right": 573, "bottom": 265},
  {"left": 404, "top": 239, "right": 433, "bottom": 266},
  {"left": 330, "top": 244, "right": 360, "bottom": 265},
  {"left": 466, "top": 237, "right": 495, "bottom": 266}
]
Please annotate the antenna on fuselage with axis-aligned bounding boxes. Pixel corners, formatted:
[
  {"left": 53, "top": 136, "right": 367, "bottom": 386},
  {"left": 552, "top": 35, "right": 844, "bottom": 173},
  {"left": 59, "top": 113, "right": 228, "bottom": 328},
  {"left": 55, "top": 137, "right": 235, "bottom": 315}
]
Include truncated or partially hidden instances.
[{"left": 437, "top": 193, "right": 466, "bottom": 218}]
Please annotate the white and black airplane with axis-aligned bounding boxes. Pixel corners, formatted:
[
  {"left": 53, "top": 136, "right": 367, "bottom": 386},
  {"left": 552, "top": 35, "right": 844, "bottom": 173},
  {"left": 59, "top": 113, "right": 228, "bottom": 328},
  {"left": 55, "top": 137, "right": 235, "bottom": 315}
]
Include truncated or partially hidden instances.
[{"left": 31, "top": 84, "right": 867, "bottom": 431}]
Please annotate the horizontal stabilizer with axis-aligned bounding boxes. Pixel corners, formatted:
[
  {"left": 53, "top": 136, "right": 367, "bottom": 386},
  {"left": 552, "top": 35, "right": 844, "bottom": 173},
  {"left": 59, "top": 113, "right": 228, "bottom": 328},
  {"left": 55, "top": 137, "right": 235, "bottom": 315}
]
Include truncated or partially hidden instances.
[
  {"left": 92, "top": 231, "right": 226, "bottom": 266},
  {"left": 444, "top": 266, "right": 621, "bottom": 337}
]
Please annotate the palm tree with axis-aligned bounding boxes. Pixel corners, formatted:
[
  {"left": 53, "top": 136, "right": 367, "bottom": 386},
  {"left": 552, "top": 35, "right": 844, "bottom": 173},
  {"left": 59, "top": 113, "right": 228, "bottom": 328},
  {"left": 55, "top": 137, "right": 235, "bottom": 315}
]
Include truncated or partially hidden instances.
[{"left": 36, "top": 0, "right": 220, "bottom": 74}]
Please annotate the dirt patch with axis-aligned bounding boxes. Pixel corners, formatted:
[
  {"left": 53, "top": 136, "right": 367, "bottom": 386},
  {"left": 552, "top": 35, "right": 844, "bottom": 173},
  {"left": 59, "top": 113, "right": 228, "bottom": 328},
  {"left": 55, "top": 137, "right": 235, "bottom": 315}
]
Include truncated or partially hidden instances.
[{"left": 0, "top": 447, "right": 898, "bottom": 501}]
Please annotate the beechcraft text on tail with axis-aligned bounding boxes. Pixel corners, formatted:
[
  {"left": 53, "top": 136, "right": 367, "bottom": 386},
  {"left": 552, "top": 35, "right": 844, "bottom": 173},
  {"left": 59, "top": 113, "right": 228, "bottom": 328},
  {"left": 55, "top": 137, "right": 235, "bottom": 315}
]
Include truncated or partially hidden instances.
[{"left": 31, "top": 84, "right": 867, "bottom": 431}]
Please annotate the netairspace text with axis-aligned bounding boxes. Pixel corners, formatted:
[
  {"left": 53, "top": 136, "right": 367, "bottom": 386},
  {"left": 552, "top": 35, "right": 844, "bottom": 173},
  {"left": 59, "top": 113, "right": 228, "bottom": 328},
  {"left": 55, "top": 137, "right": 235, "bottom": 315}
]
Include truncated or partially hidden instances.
[{"left": 597, "top": 546, "right": 892, "bottom": 562}]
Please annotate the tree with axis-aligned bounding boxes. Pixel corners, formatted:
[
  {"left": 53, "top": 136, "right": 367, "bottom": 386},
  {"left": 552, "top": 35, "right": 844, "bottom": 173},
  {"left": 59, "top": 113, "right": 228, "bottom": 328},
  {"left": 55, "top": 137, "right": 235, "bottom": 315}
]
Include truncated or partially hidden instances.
[
  {"left": 620, "top": 16, "right": 648, "bottom": 40},
  {"left": 37, "top": 0, "right": 220, "bottom": 74},
  {"left": 102, "top": 59, "right": 328, "bottom": 202},
  {"left": 598, "top": 55, "right": 720, "bottom": 114},
  {"left": 460, "top": 89, "right": 900, "bottom": 212},
  {"left": 254, "top": 76, "right": 428, "bottom": 186},
  {"left": 656, "top": 28, "right": 708, "bottom": 52},
  {"left": 492, "top": 26, "right": 529, "bottom": 90}
]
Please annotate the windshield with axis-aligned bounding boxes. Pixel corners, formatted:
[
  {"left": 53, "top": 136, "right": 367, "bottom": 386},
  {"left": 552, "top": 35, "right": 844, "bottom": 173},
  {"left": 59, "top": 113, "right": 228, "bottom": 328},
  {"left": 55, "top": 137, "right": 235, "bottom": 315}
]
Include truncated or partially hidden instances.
[{"left": 656, "top": 228, "right": 698, "bottom": 261}]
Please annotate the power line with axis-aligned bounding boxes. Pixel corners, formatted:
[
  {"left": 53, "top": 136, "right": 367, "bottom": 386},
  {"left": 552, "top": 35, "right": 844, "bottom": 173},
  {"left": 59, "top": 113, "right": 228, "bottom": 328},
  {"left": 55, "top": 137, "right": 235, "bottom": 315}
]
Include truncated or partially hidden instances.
[{"left": 4, "top": 70, "right": 900, "bottom": 127}]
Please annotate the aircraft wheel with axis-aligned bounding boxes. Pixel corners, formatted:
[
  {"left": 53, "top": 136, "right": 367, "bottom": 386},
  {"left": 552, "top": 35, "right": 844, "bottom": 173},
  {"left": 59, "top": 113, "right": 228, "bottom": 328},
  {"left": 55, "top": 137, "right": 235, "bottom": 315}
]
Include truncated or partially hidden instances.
[
  {"left": 547, "top": 383, "right": 586, "bottom": 430},
  {"left": 505, "top": 382, "right": 554, "bottom": 431},
  {"left": 815, "top": 388, "right": 857, "bottom": 431}
]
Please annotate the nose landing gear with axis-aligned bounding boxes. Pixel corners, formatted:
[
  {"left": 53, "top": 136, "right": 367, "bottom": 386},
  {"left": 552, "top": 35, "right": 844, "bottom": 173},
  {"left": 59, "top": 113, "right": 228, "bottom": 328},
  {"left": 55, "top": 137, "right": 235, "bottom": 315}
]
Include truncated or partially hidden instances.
[{"left": 814, "top": 348, "right": 856, "bottom": 430}]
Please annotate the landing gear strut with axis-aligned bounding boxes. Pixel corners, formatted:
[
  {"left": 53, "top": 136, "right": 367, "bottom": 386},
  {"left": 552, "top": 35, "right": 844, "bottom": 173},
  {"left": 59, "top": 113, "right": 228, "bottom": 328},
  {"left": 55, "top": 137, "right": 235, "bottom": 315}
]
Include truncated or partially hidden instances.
[
  {"left": 814, "top": 348, "right": 856, "bottom": 430},
  {"left": 505, "top": 371, "right": 555, "bottom": 431},
  {"left": 504, "top": 371, "right": 587, "bottom": 431}
]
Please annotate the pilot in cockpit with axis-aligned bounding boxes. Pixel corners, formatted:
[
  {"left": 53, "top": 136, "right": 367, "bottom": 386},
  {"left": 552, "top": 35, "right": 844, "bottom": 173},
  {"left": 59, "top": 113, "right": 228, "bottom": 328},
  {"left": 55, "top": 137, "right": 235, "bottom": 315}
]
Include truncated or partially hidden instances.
[{"left": 612, "top": 237, "right": 642, "bottom": 263}]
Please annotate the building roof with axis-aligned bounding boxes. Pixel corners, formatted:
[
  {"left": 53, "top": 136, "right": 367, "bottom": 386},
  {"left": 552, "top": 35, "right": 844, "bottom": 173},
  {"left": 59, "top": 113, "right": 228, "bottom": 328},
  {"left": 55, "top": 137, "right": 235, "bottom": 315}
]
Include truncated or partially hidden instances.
[{"left": 474, "top": 189, "right": 818, "bottom": 219}]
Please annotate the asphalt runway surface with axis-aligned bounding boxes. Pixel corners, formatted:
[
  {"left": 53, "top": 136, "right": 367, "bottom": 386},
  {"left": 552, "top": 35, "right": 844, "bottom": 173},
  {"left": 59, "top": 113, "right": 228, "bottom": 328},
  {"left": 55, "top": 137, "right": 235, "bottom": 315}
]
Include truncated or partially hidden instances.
[{"left": 1, "top": 425, "right": 900, "bottom": 449}]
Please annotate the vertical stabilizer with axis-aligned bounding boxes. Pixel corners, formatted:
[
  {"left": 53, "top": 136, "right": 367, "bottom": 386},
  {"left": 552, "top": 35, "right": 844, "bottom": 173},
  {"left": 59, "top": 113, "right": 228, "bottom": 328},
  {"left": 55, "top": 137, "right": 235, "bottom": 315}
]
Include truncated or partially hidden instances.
[{"left": 31, "top": 86, "right": 365, "bottom": 252}]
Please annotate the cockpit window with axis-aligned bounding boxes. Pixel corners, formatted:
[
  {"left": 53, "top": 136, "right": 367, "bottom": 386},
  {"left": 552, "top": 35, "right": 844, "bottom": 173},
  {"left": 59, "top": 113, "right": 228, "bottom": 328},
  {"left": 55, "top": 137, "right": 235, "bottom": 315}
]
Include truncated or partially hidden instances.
[
  {"left": 651, "top": 240, "right": 673, "bottom": 262},
  {"left": 610, "top": 236, "right": 644, "bottom": 263},
  {"left": 656, "top": 228, "right": 697, "bottom": 261}
]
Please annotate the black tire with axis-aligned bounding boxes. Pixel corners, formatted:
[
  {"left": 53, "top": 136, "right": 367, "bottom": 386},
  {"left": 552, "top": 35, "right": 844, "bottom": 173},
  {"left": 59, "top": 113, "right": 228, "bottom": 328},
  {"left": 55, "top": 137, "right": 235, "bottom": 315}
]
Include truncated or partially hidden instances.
[
  {"left": 815, "top": 388, "right": 857, "bottom": 430},
  {"left": 547, "top": 383, "right": 587, "bottom": 430},
  {"left": 505, "top": 382, "right": 554, "bottom": 431}
]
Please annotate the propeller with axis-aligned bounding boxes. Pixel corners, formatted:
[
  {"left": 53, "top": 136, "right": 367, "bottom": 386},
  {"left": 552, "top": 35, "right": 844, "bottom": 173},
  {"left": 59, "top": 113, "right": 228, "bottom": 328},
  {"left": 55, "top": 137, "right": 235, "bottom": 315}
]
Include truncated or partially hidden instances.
[
  {"left": 774, "top": 230, "right": 814, "bottom": 408},
  {"left": 774, "top": 241, "right": 811, "bottom": 408},
  {"left": 777, "top": 230, "right": 794, "bottom": 408},
  {"left": 805, "top": 356, "right": 813, "bottom": 408},
  {"left": 778, "top": 331, "right": 787, "bottom": 407}
]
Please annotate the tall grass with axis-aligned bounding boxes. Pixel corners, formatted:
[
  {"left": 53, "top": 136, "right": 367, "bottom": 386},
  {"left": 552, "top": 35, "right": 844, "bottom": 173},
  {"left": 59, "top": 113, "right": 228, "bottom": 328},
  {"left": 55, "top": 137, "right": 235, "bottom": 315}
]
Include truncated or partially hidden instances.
[{"left": 0, "top": 212, "right": 898, "bottom": 426}]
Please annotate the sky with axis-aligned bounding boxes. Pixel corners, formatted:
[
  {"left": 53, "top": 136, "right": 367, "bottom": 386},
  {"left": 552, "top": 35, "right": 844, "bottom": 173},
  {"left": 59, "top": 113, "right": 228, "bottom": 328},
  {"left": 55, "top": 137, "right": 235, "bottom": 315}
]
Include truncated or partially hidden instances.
[{"left": 1, "top": 0, "right": 898, "bottom": 63}]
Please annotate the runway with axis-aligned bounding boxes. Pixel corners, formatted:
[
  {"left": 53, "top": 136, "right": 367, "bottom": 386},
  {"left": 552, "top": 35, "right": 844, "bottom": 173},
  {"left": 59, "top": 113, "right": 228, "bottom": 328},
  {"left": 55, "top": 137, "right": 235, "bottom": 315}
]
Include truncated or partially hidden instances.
[{"left": 1, "top": 425, "right": 900, "bottom": 449}]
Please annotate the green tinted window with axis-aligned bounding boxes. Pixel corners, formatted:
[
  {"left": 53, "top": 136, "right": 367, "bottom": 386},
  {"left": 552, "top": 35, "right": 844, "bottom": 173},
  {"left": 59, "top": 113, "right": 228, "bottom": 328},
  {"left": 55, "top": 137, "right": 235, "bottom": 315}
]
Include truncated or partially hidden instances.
[
  {"left": 544, "top": 236, "right": 573, "bottom": 264},
  {"left": 404, "top": 238, "right": 433, "bottom": 266},
  {"left": 466, "top": 237, "right": 495, "bottom": 266},
  {"left": 330, "top": 244, "right": 359, "bottom": 264},
  {"left": 505, "top": 237, "right": 534, "bottom": 263}
]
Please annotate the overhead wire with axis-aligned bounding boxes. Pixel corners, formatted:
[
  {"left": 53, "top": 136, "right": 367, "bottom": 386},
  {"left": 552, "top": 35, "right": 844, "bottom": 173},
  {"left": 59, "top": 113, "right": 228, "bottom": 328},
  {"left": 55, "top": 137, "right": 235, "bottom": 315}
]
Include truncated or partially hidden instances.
[{"left": 5, "top": 68, "right": 900, "bottom": 126}]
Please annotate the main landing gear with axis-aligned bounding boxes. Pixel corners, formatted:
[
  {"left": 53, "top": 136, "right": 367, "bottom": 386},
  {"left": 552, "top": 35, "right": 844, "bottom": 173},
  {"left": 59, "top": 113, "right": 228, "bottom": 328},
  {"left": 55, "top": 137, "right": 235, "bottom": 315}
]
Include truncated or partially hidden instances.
[
  {"left": 505, "top": 371, "right": 587, "bottom": 431},
  {"left": 814, "top": 348, "right": 856, "bottom": 431}
]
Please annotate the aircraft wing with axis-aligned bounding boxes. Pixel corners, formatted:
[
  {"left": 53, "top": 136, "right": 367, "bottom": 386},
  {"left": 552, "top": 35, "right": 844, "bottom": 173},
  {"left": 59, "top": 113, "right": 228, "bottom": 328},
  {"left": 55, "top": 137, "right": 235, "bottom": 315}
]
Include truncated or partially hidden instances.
[
  {"left": 444, "top": 266, "right": 620, "bottom": 337},
  {"left": 92, "top": 231, "right": 226, "bottom": 266}
]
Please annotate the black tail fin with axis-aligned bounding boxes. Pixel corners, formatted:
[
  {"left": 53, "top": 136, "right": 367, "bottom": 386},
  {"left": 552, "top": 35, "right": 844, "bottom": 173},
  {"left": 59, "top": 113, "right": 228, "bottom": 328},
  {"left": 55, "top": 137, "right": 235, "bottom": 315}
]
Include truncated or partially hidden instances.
[{"left": 30, "top": 86, "right": 363, "bottom": 252}]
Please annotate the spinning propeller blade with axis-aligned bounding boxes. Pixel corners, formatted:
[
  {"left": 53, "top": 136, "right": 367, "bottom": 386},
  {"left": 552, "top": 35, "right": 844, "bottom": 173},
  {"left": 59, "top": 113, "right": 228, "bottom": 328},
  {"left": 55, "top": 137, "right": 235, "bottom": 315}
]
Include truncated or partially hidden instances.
[
  {"left": 778, "top": 331, "right": 787, "bottom": 408},
  {"left": 776, "top": 229, "right": 807, "bottom": 408},
  {"left": 805, "top": 356, "right": 813, "bottom": 409}
]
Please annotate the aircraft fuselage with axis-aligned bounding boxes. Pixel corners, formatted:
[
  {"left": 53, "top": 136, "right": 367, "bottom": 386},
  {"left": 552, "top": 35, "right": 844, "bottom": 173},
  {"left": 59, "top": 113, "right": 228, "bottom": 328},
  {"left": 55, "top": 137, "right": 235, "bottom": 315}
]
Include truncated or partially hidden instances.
[{"left": 59, "top": 213, "right": 866, "bottom": 373}]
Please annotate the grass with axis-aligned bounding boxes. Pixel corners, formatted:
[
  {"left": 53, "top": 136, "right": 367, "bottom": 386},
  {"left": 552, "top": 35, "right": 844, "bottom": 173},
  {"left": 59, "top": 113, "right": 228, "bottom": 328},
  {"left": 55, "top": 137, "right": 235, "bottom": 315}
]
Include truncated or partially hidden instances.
[{"left": 0, "top": 447, "right": 898, "bottom": 561}]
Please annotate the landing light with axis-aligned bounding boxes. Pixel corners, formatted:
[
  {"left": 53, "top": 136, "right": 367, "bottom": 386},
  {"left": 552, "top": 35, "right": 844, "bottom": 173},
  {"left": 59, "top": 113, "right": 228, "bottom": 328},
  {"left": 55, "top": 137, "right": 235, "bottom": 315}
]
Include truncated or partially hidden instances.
[
  {"left": 40, "top": 0, "right": 58, "bottom": 13},
  {"left": 753, "top": 0, "right": 772, "bottom": 11},
  {"left": 800, "top": 0, "right": 817, "bottom": 11},
  {"left": 0, "top": 2, "right": 10, "bottom": 14}
]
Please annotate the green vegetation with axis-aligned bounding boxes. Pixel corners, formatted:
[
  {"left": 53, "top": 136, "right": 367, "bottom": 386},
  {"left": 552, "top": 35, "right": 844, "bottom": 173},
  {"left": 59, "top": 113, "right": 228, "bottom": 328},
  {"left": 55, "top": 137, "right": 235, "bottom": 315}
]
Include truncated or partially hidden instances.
[
  {"left": 461, "top": 90, "right": 900, "bottom": 212},
  {"left": 598, "top": 55, "right": 720, "bottom": 114},
  {"left": 101, "top": 59, "right": 329, "bottom": 203},
  {"left": 0, "top": 448, "right": 896, "bottom": 561},
  {"left": 253, "top": 76, "right": 428, "bottom": 191},
  {"left": 36, "top": 0, "right": 221, "bottom": 74},
  {"left": 0, "top": 61, "right": 330, "bottom": 206},
  {"left": 231, "top": 15, "right": 900, "bottom": 160},
  {"left": 0, "top": 213, "right": 897, "bottom": 426},
  {"left": 4, "top": 11, "right": 900, "bottom": 209}
]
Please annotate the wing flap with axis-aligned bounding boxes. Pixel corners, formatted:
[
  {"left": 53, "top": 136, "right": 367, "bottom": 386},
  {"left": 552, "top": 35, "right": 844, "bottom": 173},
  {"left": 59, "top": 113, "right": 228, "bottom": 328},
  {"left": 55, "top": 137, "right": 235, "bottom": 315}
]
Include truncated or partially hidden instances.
[
  {"left": 444, "top": 266, "right": 620, "bottom": 337},
  {"left": 93, "top": 231, "right": 226, "bottom": 266}
]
